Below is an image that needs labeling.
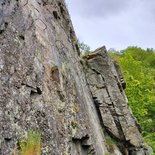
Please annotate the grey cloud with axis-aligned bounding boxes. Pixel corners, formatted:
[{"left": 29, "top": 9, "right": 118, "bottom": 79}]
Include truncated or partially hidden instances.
[
  {"left": 67, "top": 0, "right": 155, "bottom": 19},
  {"left": 66, "top": 0, "right": 155, "bottom": 50},
  {"left": 67, "top": 0, "right": 132, "bottom": 18},
  {"left": 81, "top": 0, "right": 131, "bottom": 17}
]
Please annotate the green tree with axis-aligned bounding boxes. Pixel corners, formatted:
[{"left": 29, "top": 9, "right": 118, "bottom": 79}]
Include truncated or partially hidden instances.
[
  {"left": 109, "top": 47, "right": 155, "bottom": 151},
  {"left": 78, "top": 41, "right": 90, "bottom": 54}
]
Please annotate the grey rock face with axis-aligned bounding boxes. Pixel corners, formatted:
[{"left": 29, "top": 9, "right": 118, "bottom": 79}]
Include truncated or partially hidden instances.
[
  {"left": 83, "top": 47, "right": 151, "bottom": 155},
  {"left": 0, "top": 0, "right": 151, "bottom": 155}
]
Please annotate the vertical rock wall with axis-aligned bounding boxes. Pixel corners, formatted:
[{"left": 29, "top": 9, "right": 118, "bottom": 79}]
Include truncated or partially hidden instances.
[
  {"left": 0, "top": 0, "right": 152, "bottom": 155},
  {"left": 83, "top": 47, "right": 152, "bottom": 155}
]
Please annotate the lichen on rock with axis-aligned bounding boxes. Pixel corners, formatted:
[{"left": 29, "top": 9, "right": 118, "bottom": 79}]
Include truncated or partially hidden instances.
[{"left": 0, "top": 0, "right": 153, "bottom": 155}]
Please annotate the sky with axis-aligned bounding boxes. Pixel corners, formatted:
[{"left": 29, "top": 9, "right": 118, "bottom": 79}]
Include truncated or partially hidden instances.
[{"left": 65, "top": 0, "right": 155, "bottom": 51}]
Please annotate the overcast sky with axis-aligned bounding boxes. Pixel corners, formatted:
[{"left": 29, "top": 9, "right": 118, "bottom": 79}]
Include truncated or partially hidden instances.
[{"left": 65, "top": 0, "right": 155, "bottom": 51}]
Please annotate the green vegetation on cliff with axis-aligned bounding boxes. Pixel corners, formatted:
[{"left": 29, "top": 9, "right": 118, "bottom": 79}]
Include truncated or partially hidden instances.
[
  {"left": 19, "top": 130, "right": 41, "bottom": 155},
  {"left": 109, "top": 47, "right": 155, "bottom": 151}
]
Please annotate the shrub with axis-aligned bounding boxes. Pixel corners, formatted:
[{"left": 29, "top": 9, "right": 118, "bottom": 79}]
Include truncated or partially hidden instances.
[{"left": 19, "top": 130, "right": 41, "bottom": 155}]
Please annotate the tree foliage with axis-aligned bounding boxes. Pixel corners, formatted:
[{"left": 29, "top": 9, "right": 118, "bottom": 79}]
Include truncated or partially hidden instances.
[
  {"left": 78, "top": 41, "right": 91, "bottom": 54},
  {"left": 109, "top": 47, "right": 155, "bottom": 151}
]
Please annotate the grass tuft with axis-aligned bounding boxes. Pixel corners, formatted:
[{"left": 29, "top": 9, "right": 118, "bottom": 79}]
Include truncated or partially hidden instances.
[{"left": 19, "top": 130, "right": 41, "bottom": 155}]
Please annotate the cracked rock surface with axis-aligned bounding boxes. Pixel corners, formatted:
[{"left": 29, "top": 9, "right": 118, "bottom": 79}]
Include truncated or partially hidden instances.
[
  {"left": 0, "top": 0, "right": 152, "bottom": 155},
  {"left": 83, "top": 47, "right": 152, "bottom": 155}
]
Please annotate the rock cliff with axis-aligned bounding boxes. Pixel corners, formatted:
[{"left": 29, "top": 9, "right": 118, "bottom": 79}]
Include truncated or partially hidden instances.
[{"left": 0, "top": 0, "right": 152, "bottom": 154}]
